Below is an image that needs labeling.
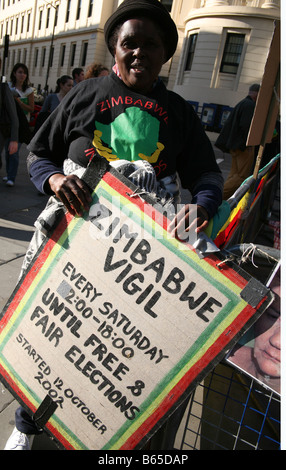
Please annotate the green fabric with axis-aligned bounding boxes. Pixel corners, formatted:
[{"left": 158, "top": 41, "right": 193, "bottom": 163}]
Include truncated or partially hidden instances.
[{"left": 204, "top": 200, "right": 231, "bottom": 239}]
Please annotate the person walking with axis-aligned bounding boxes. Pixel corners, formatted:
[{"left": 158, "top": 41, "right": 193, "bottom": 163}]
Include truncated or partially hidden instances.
[
  {"left": 215, "top": 84, "right": 260, "bottom": 200},
  {"left": 0, "top": 58, "right": 19, "bottom": 170},
  {"left": 3, "top": 63, "right": 34, "bottom": 187},
  {"left": 0, "top": 83, "right": 19, "bottom": 172}
]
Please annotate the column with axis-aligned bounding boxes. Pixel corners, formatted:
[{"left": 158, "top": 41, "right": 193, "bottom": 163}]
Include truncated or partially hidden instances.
[{"left": 261, "top": 1, "right": 279, "bottom": 8}]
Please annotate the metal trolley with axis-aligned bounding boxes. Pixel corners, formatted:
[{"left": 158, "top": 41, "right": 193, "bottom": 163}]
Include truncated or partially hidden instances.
[{"left": 178, "top": 362, "right": 280, "bottom": 450}]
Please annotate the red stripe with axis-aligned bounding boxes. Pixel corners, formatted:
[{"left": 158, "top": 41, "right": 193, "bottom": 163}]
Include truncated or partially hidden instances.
[
  {"left": 201, "top": 253, "right": 247, "bottom": 289},
  {"left": 120, "top": 302, "right": 257, "bottom": 449},
  {"left": 0, "top": 362, "right": 76, "bottom": 449},
  {"left": 0, "top": 173, "right": 268, "bottom": 449},
  {"left": 103, "top": 172, "right": 171, "bottom": 226},
  {"left": 0, "top": 212, "right": 72, "bottom": 332},
  {"left": 214, "top": 208, "right": 242, "bottom": 248}
]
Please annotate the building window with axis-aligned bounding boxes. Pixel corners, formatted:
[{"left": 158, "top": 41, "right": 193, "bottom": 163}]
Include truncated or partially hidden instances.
[
  {"left": 76, "top": 0, "right": 82, "bottom": 20},
  {"left": 11, "top": 50, "right": 15, "bottom": 67},
  {"left": 220, "top": 33, "right": 245, "bottom": 75},
  {"left": 46, "top": 7, "right": 50, "bottom": 29},
  {"left": 81, "top": 42, "right": 88, "bottom": 67},
  {"left": 88, "top": 0, "right": 94, "bottom": 17},
  {"left": 34, "top": 48, "right": 39, "bottom": 68},
  {"left": 184, "top": 33, "right": 198, "bottom": 71},
  {"left": 60, "top": 44, "right": 66, "bottom": 67},
  {"left": 55, "top": 5, "right": 59, "bottom": 27},
  {"left": 66, "top": 0, "right": 71, "bottom": 23},
  {"left": 70, "top": 43, "right": 76, "bottom": 67},
  {"left": 27, "top": 12, "right": 30, "bottom": 32},
  {"left": 21, "top": 15, "right": 24, "bottom": 33},
  {"left": 38, "top": 10, "right": 43, "bottom": 30},
  {"left": 41, "top": 48, "right": 46, "bottom": 67}
]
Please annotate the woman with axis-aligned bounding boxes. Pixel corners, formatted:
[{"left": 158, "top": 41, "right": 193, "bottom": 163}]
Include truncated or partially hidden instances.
[
  {"left": 33, "top": 75, "right": 73, "bottom": 133},
  {"left": 9, "top": 63, "right": 34, "bottom": 120},
  {"left": 0, "top": 66, "right": 19, "bottom": 170},
  {"left": 5, "top": 0, "right": 223, "bottom": 450},
  {"left": 40, "top": 75, "right": 73, "bottom": 114},
  {"left": 3, "top": 63, "right": 34, "bottom": 186},
  {"left": 85, "top": 63, "right": 109, "bottom": 79},
  {"left": 27, "top": 0, "right": 223, "bottom": 236}
]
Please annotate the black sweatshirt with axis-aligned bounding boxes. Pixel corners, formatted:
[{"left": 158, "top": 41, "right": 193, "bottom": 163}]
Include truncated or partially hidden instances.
[{"left": 27, "top": 72, "right": 223, "bottom": 219}]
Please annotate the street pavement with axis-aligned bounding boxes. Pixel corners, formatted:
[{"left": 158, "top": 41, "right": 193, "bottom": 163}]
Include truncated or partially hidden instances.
[
  {"left": 0, "top": 137, "right": 229, "bottom": 450},
  {"left": 0, "top": 144, "right": 51, "bottom": 450}
]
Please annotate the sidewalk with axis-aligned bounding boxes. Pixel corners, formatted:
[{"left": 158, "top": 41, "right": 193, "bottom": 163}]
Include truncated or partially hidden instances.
[
  {"left": 0, "top": 144, "right": 51, "bottom": 449},
  {"left": 0, "top": 136, "right": 229, "bottom": 450}
]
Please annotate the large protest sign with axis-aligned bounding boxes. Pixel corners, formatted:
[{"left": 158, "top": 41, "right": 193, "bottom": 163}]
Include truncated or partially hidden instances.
[{"left": 0, "top": 158, "right": 273, "bottom": 450}]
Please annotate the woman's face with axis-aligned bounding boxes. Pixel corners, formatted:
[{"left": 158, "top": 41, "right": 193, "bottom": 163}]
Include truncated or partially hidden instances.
[
  {"left": 114, "top": 18, "right": 166, "bottom": 95},
  {"left": 98, "top": 69, "right": 109, "bottom": 77},
  {"left": 14, "top": 67, "right": 27, "bottom": 86},
  {"left": 61, "top": 79, "right": 73, "bottom": 95}
]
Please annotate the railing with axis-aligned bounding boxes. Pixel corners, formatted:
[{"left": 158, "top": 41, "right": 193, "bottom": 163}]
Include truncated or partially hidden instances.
[{"left": 178, "top": 362, "right": 280, "bottom": 450}]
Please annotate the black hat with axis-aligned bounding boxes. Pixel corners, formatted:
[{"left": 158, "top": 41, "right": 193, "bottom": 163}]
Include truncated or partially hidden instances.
[{"left": 104, "top": 0, "right": 178, "bottom": 63}]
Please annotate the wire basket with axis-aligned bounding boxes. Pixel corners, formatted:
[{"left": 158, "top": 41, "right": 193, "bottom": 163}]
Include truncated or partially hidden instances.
[{"left": 178, "top": 362, "right": 280, "bottom": 450}]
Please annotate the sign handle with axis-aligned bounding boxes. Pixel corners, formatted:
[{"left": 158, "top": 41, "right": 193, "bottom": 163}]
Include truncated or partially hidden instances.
[{"left": 252, "top": 67, "right": 280, "bottom": 180}]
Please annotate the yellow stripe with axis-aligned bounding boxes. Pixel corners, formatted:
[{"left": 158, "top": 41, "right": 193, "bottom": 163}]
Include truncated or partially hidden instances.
[
  {"left": 109, "top": 297, "right": 247, "bottom": 449},
  {"left": 2, "top": 217, "right": 79, "bottom": 338},
  {"left": 2, "top": 180, "right": 249, "bottom": 449},
  {"left": 99, "top": 180, "right": 242, "bottom": 297}
]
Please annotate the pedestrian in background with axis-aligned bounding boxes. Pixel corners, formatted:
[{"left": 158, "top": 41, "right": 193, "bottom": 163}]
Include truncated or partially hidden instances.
[
  {"left": 72, "top": 67, "right": 85, "bottom": 86},
  {"left": 215, "top": 84, "right": 260, "bottom": 200},
  {"left": 0, "top": 59, "right": 19, "bottom": 173},
  {"left": 40, "top": 75, "right": 73, "bottom": 113},
  {"left": 9, "top": 63, "right": 34, "bottom": 121},
  {"left": 2, "top": 63, "right": 33, "bottom": 187},
  {"left": 84, "top": 63, "right": 109, "bottom": 79},
  {"left": 33, "top": 75, "right": 73, "bottom": 134}
]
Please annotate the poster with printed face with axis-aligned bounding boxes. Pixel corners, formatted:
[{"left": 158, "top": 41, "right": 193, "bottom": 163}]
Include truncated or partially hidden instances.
[
  {"left": 226, "top": 266, "right": 280, "bottom": 396},
  {"left": 0, "top": 159, "right": 273, "bottom": 450}
]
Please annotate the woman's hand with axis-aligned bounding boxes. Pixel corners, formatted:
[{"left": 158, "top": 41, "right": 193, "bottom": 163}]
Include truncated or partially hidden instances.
[
  {"left": 167, "top": 204, "right": 209, "bottom": 242},
  {"left": 15, "top": 91, "right": 35, "bottom": 114},
  {"left": 8, "top": 141, "right": 18, "bottom": 155},
  {"left": 48, "top": 173, "right": 92, "bottom": 217}
]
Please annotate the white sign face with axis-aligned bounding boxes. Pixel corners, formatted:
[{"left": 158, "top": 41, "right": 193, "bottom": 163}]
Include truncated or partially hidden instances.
[{"left": 0, "top": 170, "right": 272, "bottom": 450}]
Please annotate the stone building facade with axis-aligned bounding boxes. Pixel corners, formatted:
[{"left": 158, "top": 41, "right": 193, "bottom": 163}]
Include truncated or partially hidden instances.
[{"left": 0, "top": 0, "right": 280, "bottom": 111}]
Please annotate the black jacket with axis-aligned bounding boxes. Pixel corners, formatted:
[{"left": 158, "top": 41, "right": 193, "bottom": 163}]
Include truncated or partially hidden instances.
[
  {"left": 0, "top": 82, "right": 19, "bottom": 141},
  {"left": 215, "top": 95, "right": 256, "bottom": 153},
  {"left": 28, "top": 72, "right": 223, "bottom": 218}
]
